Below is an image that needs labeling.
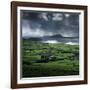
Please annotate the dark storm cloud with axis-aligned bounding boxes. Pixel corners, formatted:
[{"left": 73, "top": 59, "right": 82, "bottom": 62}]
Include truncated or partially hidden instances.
[{"left": 21, "top": 10, "right": 80, "bottom": 38}]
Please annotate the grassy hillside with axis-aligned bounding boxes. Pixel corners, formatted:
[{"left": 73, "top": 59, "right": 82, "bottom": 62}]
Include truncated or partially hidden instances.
[{"left": 22, "top": 39, "right": 79, "bottom": 77}]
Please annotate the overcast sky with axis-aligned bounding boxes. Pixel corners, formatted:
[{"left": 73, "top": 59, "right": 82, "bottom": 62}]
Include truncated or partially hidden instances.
[{"left": 21, "top": 10, "right": 80, "bottom": 38}]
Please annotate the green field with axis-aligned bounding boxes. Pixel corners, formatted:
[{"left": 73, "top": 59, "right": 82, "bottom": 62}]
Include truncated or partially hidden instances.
[{"left": 22, "top": 39, "right": 79, "bottom": 77}]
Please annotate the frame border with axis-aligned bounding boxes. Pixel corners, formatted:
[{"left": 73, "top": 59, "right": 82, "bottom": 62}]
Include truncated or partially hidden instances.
[{"left": 11, "top": 1, "right": 88, "bottom": 89}]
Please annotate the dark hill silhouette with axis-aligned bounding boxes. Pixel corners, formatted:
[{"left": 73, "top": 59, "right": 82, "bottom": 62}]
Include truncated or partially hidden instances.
[{"left": 23, "top": 34, "right": 79, "bottom": 44}]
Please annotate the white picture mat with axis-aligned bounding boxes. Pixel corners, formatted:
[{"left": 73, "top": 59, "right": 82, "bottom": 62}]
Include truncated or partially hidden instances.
[{"left": 17, "top": 6, "right": 84, "bottom": 84}]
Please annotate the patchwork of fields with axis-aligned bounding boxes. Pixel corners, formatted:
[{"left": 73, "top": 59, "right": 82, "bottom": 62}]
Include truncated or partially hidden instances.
[{"left": 22, "top": 39, "right": 79, "bottom": 77}]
